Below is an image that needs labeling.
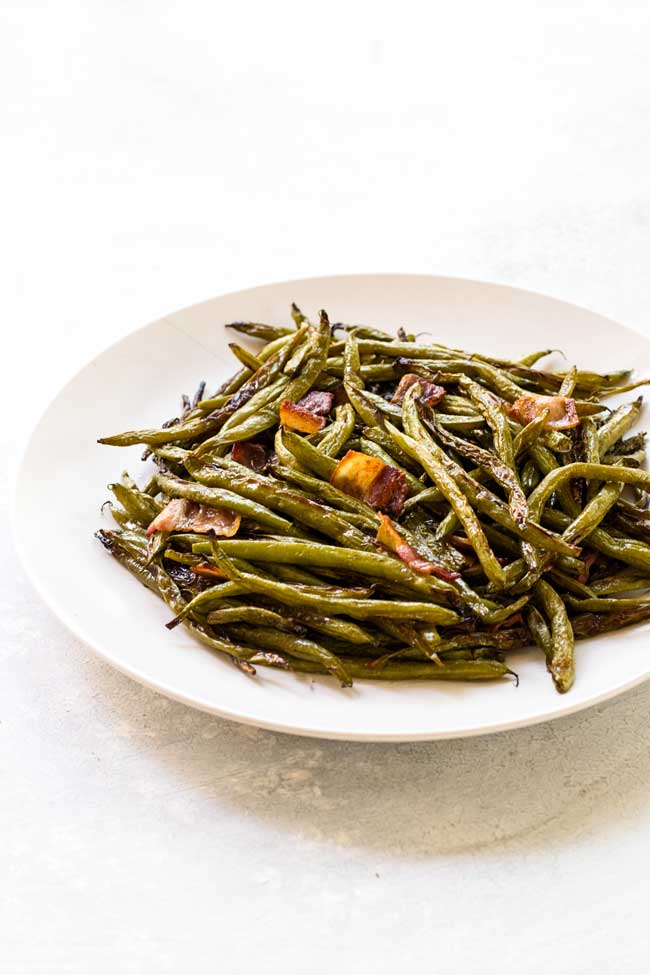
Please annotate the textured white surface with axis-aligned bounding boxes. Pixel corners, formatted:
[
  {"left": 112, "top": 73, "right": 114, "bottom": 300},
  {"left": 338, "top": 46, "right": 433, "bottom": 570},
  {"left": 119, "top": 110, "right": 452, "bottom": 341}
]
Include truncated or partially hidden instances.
[{"left": 4, "top": 1, "right": 650, "bottom": 971}]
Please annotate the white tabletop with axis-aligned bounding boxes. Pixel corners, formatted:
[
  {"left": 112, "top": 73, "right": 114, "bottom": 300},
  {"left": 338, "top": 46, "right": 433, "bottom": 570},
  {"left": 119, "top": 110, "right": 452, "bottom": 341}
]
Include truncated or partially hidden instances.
[{"left": 4, "top": 2, "right": 650, "bottom": 971}]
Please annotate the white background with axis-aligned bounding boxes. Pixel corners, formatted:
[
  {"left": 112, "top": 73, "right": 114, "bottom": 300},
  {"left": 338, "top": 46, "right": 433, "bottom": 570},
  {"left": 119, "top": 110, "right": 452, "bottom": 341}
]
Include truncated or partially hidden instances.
[{"left": 4, "top": 1, "right": 650, "bottom": 971}]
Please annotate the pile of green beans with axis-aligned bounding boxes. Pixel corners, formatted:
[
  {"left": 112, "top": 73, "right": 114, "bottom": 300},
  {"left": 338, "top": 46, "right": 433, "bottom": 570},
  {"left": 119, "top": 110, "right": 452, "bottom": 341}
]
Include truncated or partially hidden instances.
[{"left": 96, "top": 307, "right": 650, "bottom": 693}]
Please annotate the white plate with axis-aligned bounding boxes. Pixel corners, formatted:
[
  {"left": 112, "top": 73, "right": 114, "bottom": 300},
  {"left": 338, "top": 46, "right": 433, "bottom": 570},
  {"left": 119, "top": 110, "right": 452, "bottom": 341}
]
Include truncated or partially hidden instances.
[{"left": 13, "top": 274, "right": 650, "bottom": 741}]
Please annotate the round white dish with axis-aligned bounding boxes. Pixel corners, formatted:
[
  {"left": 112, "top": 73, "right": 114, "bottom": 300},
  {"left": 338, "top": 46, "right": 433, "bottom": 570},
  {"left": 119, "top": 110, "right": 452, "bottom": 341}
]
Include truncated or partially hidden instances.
[{"left": 13, "top": 274, "right": 650, "bottom": 740}]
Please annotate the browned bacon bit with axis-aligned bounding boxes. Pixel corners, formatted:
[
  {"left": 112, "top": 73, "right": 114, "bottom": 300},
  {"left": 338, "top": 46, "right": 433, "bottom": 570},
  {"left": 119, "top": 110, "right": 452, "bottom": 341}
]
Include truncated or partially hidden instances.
[
  {"left": 231, "top": 440, "right": 267, "bottom": 471},
  {"left": 330, "top": 450, "right": 409, "bottom": 516},
  {"left": 391, "top": 373, "right": 446, "bottom": 407},
  {"left": 146, "top": 498, "right": 241, "bottom": 537},
  {"left": 297, "top": 390, "right": 334, "bottom": 416},
  {"left": 279, "top": 400, "right": 327, "bottom": 434},
  {"left": 192, "top": 562, "right": 228, "bottom": 579},
  {"left": 577, "top": 550, "right": 599, "bottom": 584},
  {"left": 506, "top": 395, "right": 580, "bottom": 430},
  {"left": 376, "top": 513, "right": 461, "bottom": 580}
]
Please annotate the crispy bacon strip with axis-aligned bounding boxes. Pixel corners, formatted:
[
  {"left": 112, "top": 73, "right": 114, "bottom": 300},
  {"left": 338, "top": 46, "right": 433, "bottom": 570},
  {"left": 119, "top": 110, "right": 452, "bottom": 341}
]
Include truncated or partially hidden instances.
[
  {"left": 376, "top": 513, "right": 460, "bottom": 580},
  {"left": 231, "top": 440, "right": 267, "bottom": 471},
  {"left": 506, "top": 395, "right": 580, "bottom": 430},
  {"left": 146, "top": 498, "right": 241, "bottom": 537},
  {"left": 279, "top": 400, "right": 327, "bottom": 434},
  {"left": 297, "top": 390, "right": 334, "bottom": 416},
  {"left": 391, "top": 373, "right": 446, "bottom": 407},
  {"left": 330, "top": 450, "right": 409, "bottom": 516}
]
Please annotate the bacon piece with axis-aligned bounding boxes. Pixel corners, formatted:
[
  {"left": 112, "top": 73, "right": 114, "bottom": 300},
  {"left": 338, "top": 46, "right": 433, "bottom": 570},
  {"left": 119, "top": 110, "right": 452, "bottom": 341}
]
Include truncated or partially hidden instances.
[
  {"left": 231, "top": 440, "right": 267, "bottom": 471},
  {"left": 330, "top": 450, "right": 409, "bottom": 516},
  {"left": 146, "top": 498, "right": 241, "bottom": 537},
  {"left": 506, "top": 395, "right": 580, "bottom": 430},
  {"left": 279, "top": 400, "right": 327, "bottom": 434},
  {"left": 391, "top": 373, "right": 446, "bottom": 406},
  {"left": 376, "top": 513, "right": 461, "bottom": 580},
  {"left": 297, "top": 390, "right": 334, "bottom": 416},
  {"left": 192, "top": 562, "right": 228, "bottom": 579}
]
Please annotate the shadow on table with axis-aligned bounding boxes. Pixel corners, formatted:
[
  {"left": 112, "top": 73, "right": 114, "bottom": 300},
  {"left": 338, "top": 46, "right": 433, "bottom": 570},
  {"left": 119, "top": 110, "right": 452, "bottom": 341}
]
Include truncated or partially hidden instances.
[{"left": 92, "top": 657, "right": 650, "bottom": 858}]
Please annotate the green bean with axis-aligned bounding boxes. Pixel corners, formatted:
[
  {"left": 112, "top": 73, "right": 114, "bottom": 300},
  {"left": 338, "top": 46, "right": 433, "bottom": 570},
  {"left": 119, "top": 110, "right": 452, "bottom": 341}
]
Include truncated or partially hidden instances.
[
  {"left": 107, "top": 482, "right": 162, "bottom": 527},
  {"left": 572, "top": 604, "right": 650, "bottom": 637},
  {"left": 257, "top": 330, "right": 302, "bottom": 363},
  {"left": 520, "top": 460, "right": 541, "bottom": 495},
  {"left": 597, "top": 377, "right": 650, "bottom": 397},
  {"left": 210, "top": 366, "right": 253, "bottom": 397},
  {"left": 533, "top": 579, "right": 575, "bottom": 693},
  {"left": 107, "top": 505, "right": 136, "bottom": 530},
  {"left": 96, "top": 530, "right": 161, "bottom": 595},
  {"left": 279, "top": 428, "right": 338, "bottom": 479},
  {"left": 331, "top": 321, "right": 394, "bottom": 341},
  {"left": 255, "top": 655, "right": 514, "bottom": 682},
  {"left": 228, "top": 342, "right": 263, "bottom": 371},
  {"left": 590, "top": 570, "right": 650, "bottom": 595},
  {"left": 558, "top": 365, "right": 578, "bottom": 397},
  {"left": 561, "top": 482, "right": 623, "bottom": 544},
  {"left": 435, "top": 509, "right": 459, "bottom": 541},
  {"left": 565, "top": 595, "right": 650, "bottom": 612},
  {"left": 207, "top": 604, "right": 307, "bottom": 633},
  {"left": 401, "top": 487, "right": 443, "bottom": 513},
  {"left": 210, "top": 544, "right": 460, "bottom": 623},
  {"left": 228, "top": 624, "right": 352, "bottom": 685},
  {"left": 225, "top": 321, "right": 294, "bottom": 342},
  {"left": 359, "top": 426, "right": 424, "bottom": 473},
  {"left": 440, "top": 394, "right": 481, "bottom": 416},
  {"left": 458, "top": 377, "right": 516, "bottom": 467},
  {"left": 581, "top": 417, "right": 601, "bottom": 502},
  {"left": 318, "top": 404, "right": 356, "bottom": 457},
  {"left": 196, "top": 394, "right": 232, "bottom": 412},
  {"left": 394, "top": 392, "right": 506, "bottom": 587},
  {"left": 527, "top": 463, "right": 650, "bottom": 523},
  {"left": 342, "top": 336, "right": 386, "bottom": 427},
  {"left": 546, "top": 570, "right": 594, "bottom": 598},
  {"left": 290, "top": 303, "right": 308, "bottom": 328},
  {"left": 511, "top": 410, "right": 551, "bottom": 458},
  {"left": 528, "top": 442, "right": 579, "bottom": 516},
  {"left": 374, "top": 618, "right": 440, "bottom": 657},
  {"left": 525, "top": 605, "right": 552, "bottom": 656},
  {"left": 518, "top": 349, "right": 558, "bottom": 366},
  {"left": 324, "top": 359, "right": 398, "bottom": 381},
  {"left": 597, "top": 398, "right": 643, "bottom": 457},
  {"left": 289, "top": 612, "right": 375, "bottom": 645},
  {"left": 264, "top": 561, "right": 355, "bottom": 589}
]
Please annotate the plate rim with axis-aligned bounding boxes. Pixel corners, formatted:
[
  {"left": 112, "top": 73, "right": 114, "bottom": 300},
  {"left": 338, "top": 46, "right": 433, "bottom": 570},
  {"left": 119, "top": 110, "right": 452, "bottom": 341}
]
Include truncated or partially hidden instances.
[{"left": 12, "top": 272, "right": 650, "bottom": 741}]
